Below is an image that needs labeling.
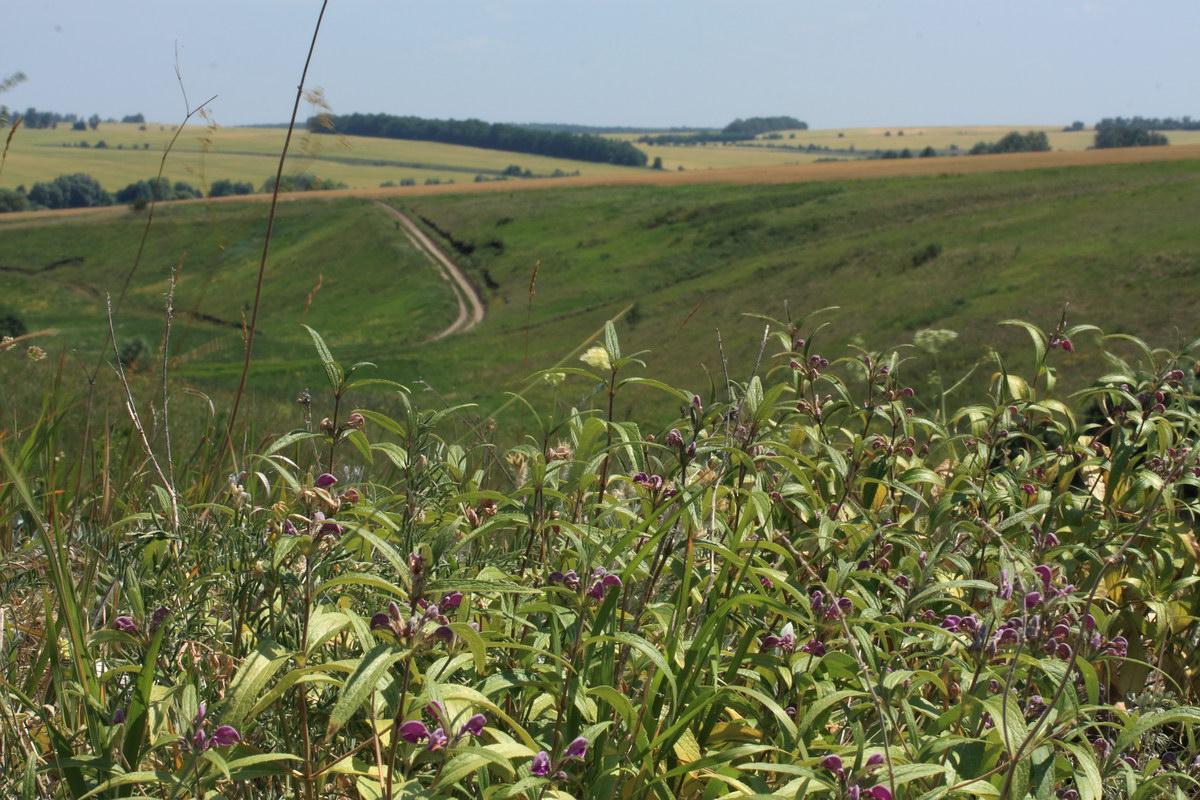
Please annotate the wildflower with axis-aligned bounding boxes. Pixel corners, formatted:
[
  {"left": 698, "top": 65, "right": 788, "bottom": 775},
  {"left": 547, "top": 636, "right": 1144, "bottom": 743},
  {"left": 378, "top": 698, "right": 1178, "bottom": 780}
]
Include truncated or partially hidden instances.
[
  {"left": 579, "top": 346, "right": 611, "bottom": 371},
  {"left": 762, "top": 622, "right": 796, "bottom": 652},
  {"left": 913, "top": 328, "right": 958, "bottom": 354},
  {"left": 211, "top": 725, "right": 241, "bottom": 747},
  {"left": 112, "top": 708, "right": 126, "bottom": 724},
  {"left": 26, "top": 345, "right": 47, "bottom": 362},
  {"left": 866, "top": 787, "right": 893, "bottom": 800},
  {"left": 588, "top": 572, "right": 622, "bottom": 600},
  {"left": 426, "top": 727, "right": 448, "bottom": 751},
  {"left": 665, "top": 428, "right": 685, "bottom": 447},
  {"left": 149, "top": 606, "right": 169, "bottom": 633},
  {"left": 801, "top": 638, "right": 826, "bottom": 657},
  {"left": 820, "top": 754, "right": 844, "bottom": 777},
  {"left": 543, "top": 371, "right": 566, "bottom": 387},
  {"left": 193, "top": 703, "right": 208, "bottom": 726},
  {"left": 564, "top": 736, "right": 588, "bottom": 760},
  {"left": 1021, "top": 483, "right": 1037, "bottom": 496},
  {"left": 460, "top": 713, "right": 486, "bottom": 737},
  {"left": 441, "top": 592, "right": 463, "bottom": 610},
  {"left": 0, "top": 335, "right": 13, "bottom": 350},
  {"left": 315, "top": 473, "right": 337, "bottom": 489},
  {"left": 531, "top": 750, "right": 551, "bottom": 776},
  {"left": 113, "top": 616, "right": 139, "bottom": 635},
  {"left": 346, "top": 412, "right": 366, "bottom": 430},
  {"left": 398, "top": 720, "right": 431, "bottom": 744},
  {"left": 1024, "top": 591, "right": 1042, "bottom": 609}
]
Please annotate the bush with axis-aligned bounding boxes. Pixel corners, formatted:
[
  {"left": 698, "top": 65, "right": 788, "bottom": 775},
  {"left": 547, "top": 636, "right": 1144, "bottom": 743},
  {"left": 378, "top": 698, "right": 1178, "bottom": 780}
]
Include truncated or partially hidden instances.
[
  {"left": 0, "top": 188, "right": 28, "bottom": 213},
  {"left": 0, "top": 305, "right": 26, "bottom": 337},
  {"left": 1094, "top": 126, "right": 1169, "bottom": 149},
  {"left": 27, "top": 173, "right": 112, "bottom": 209},
  {"left": 207, "top": 179, "right": 255, "bottom": 197}
]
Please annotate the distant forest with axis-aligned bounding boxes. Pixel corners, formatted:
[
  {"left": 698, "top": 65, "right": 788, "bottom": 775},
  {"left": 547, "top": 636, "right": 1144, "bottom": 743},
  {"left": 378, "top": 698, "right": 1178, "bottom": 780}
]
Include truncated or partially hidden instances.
[
  {"left": 308, "top": 113, "right": 648, "bottom": 166},
  {"left": 1095, "top": 116, "right": 1199, "bottom": 131},
  {"left": 637, "top": 115, "right": 806, "bottom": 145}
]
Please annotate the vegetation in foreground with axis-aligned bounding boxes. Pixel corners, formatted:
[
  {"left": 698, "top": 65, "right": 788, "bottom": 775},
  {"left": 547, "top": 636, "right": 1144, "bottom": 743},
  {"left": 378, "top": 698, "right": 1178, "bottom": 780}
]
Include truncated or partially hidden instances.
[{"left": 2, "top": 313, "right": 1199, "bottom": 799}]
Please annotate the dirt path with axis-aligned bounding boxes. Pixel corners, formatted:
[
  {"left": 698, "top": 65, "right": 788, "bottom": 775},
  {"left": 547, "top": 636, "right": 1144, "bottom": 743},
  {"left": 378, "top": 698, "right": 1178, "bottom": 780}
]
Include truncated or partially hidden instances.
[{"left": 373, "top": 201, "right": 484, "bottom": 339}]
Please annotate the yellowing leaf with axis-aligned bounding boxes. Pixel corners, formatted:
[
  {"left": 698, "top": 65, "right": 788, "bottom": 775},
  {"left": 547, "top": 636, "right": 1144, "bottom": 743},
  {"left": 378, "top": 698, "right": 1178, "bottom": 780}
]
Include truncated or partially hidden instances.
[{"left": 672, "top": 727, "right": 702, "bottom": 763}]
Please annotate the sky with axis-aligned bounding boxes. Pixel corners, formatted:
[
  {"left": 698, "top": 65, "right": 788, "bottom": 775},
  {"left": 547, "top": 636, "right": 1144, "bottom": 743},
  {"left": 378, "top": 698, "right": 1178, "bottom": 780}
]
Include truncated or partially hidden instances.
[{"left": 3, "top": 1, "right": 1198, "bottom": 130}]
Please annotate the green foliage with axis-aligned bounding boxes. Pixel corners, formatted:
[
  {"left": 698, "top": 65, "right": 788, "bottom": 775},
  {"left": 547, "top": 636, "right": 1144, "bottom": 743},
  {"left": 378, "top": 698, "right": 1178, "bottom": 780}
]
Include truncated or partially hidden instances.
[
  {"left": 969, "top": 130, "right": 1051, "bottom": 155},
  {"left": 3, "top": 314, "right": 1200, "bottom": 799},
  {"left": 261, "top": 172, "right": 349, "bottom": 192},
  {"left": 115, "top": 176, "right": 203, "bottom": 205},
  {"left": 1094, "top": 125, "right": 1170, "bottom": 149},
  {"left": 722, "top": 115, "right": 808, "bottom": 136},
  {"left": 208, "top": 178, "right": 256, "bottom": 197},
  {"left": 26, "top": 172, "right": 113, "bottom": 209},
  {"left": 0, "top": 187, "right": 27, "bottom": 212}
]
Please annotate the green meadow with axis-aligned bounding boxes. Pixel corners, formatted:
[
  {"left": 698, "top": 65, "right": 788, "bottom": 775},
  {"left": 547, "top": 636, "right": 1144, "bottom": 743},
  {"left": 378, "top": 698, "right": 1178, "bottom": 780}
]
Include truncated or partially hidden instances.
[{"left": 3, "top": 156, "right": 1199, "bottom": 431}]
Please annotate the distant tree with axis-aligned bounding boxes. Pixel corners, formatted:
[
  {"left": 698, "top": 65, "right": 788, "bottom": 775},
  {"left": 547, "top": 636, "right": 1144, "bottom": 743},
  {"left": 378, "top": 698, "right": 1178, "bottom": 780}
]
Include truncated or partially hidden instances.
[
  {"left": 87, "top": 114, "right": 100, "bottom": 130},
  {"left": 121, "top": 113, "right": 145, "bottom": 124},
  {"left": 919, "top": 145, "right": 936, "bottom": 158},
  {"left": 94, "top": 140, "right": 107, "bottom": 149},
  {"left": 72, "top": 120, "right": 86, "bottom": 131},
  {"left": 1065, "top": 121, "right": 1085, "bottom": 132},
  {"left": 1093, "top": 126, "right": 1169, "bottom": 148},
  {"left": 261, "top": 173, "right": 347, "bottom": 192},
  {"left": 651, "top": 156, "right": 663, "bottom": 170},
  {"left": 400, "top": 177, "right": 416, "bottom": 186},
  {"left": 899, "top": 148, "right": 913, "bottom": 158},
  {"left": 207, "top": 179, "right": 255, "bottom": 197},
  {"left": 969, "top": 131, "right": 1050, "bottom": 155},
  {"left": 722, "top": 116, "right": 807, "bottom": 136},
  {"left": 28, "top": 174, "right": 112, "bottom": 209},
  {"left": 0, "top": 188, "right": 28, "bottom": 213}
]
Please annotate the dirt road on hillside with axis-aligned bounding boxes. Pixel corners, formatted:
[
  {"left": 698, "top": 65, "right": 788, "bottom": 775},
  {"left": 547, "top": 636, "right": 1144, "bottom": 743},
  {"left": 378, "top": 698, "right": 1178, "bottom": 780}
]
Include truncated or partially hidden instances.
[{"left": 373, "top": 201, "right": 484, "bottom": 339}]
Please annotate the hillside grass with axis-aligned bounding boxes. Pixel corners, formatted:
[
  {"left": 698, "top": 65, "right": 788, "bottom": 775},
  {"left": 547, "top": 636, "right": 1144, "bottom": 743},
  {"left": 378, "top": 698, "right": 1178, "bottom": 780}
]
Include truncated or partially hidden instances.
[
  {"left": 0, "top": 198, "right": 456, "bottom": 383},
  {"left": 2, "top": 158, "right": 1198, "bottom": 432}
]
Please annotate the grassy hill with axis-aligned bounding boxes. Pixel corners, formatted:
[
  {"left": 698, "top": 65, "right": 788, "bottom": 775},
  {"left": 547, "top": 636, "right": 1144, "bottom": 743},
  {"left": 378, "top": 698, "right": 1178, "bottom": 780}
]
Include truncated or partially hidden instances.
[{"left": 3, "top": 156, "right": 1198, "bottom": 432}]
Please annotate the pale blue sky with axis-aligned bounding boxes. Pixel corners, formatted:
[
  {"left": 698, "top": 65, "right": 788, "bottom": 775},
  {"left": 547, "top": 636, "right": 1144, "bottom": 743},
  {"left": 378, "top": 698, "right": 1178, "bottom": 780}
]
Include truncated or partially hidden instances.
[{"left": 4, "top": 1, "right": 1198, "bottom": 129}]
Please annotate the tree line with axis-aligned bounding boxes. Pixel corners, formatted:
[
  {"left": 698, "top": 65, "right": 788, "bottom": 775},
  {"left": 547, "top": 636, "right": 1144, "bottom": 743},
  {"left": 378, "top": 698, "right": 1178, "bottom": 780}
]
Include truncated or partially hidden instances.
[
  {"left": 308, "top": 113, "right": 648, "bottom": 167},
  {"left": 0, "top": 173, "right": 344, "bottom": 213},
  {"left": 0, "top": 107, "right": 146, "bottom": 130},
  {"left": 1095, "top": 116, "right": 1199, "bottom": 131}
]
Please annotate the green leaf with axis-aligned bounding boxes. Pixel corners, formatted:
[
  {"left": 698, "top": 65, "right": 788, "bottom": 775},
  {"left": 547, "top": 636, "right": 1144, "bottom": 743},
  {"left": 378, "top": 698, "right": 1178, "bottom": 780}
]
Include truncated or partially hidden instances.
[
  {"left": 304, "top": 324, "right": 343, "bottom": 393},
  {"left": 325, "top": 644, "right": 408, "bottom": 741},
  {"left": 121, "top": 622, "right": 167, "bottom": 772},
  {"left": 604, "top": 319, "right": 621, "bottom": 361},
  {"left": 1113, "top": 707, "right": 1200, "bottom": 754},
  {"left": 221, "top": 640, "right": 291, "bottom": 729}
]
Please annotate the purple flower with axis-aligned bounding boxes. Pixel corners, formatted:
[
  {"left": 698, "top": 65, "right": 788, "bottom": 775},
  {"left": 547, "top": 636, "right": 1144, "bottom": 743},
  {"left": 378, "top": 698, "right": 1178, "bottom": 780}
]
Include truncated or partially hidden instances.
[
  {"left": 193, "top": 702, "right": 207, "bottom": 726},
  {"left": 564, "top": 736, "right": 588, "bottom": 760},
  {"left": 1024, "top": 591, "right": 1042, "bottom": 609},
  {"left": 398, "top": 720, "right": 431, "bottom": 744},
  {"left": 848, "top": 788, "right": 861, "bottom": 800},
  {"left": 426, "top": 727, "right": 447, "bottom": 751},
  {"left": 866, "top": 752, "right": 885, "bottom": 767},
  {"left": 149, "top": 606, "right": 169, "bottom": 633},
  {"left": 315, "top": 473, "right": 337, "bottom": 489},
  {"left": 800, "top": 639, "right": 825, "bottom": 657},
  {"left": 820, "top": 754, "right": 843, "bottom": 774},
  {"left": 1033, "top": 564, "right": 1053, "bottom": 590},
  {"left": 441, "top": 592, "right": 463, "bottom": 610},
  {"left": 460, "top": 713, "right": 486, "bottom": 737},
  {"left": 763, "top": 622, "right": 796, "bottom": 652},
  {"left": 531, "top": 750, "right": 551, "bottom": 776},
  {"left": 113, "top": 616, "right": 139, "bottom": 635},
  {"left": 211, "top": 725, "right": 241, "bottom": 747},
  {"left": 112, "top": 708, "right": 126, "bottom": 725},
  {"left": 867, "top": 786, "right": 893, "bottom": 800},
  {"left": 370, "top": 613, "right": 392, "bottom": 631},
  {"left": 192, "top": 728, "right": 208, "bottom": 751}
]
